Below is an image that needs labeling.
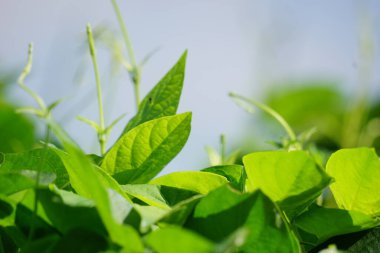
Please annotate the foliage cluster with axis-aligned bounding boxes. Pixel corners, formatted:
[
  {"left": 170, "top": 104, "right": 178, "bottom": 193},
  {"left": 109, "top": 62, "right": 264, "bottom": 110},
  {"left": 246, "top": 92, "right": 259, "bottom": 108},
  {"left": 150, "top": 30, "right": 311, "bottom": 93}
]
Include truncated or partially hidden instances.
[{"left": 0, "top": 1, "right": 379, "bottom": 252}]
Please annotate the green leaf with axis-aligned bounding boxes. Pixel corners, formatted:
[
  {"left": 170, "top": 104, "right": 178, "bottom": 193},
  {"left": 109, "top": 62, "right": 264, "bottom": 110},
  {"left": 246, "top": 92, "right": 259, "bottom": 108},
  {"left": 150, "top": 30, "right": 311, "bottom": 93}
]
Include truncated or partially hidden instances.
[
  {"left": 122, "top": 51, "right": 187, "bottom": 134},
  {"left": 243, "top": 150, "right": 332, "bottom": 217},
  {"left": 48, "top": 120, "right": 143, "bottom": 252},
  {"left": 0, "top": 170, "right": 55, "bottom": 195},
  {"left": 144, "top": 226, "right": 214, "bottom": 253},
  {"left": 50, "top": 229, "right": 108, "bottom": 253},
  {"left": 158, "top": 195, "right": 202, "bottom": 226},
  {"left": 0, "top": 102, "right": 35, "bottom": 153},
  {"left": 121, "top": 184, "right": 197, "bottom": 209},
  {"left": 239, "top": 191, "right": 300, "bottom": 253},
  {"left": 326, "top": 148, "right": 380, "bottom": 217},
  {"left": 295, "top": 205, "right": 380, "bottom": 247},
  {"left": 21, "top": 235, "right": 59, "bottom": 253},
  {"left": 102, "top": 113, "right": 192, "bottom": 184},
  {"left": 185, "top": 186, "right": 299, "bottom": 252},
  {"left": 37, "top": 187, "right": 107, "bottom": 236},
  {"left": 202, "top": 165, "right": 245, "bottom": 192},
  {"left": 150, "top": 171, "right": 228, "bottom": 195},
  {"left": 0, "top": 148, "right": 68, "bottom": 188}
]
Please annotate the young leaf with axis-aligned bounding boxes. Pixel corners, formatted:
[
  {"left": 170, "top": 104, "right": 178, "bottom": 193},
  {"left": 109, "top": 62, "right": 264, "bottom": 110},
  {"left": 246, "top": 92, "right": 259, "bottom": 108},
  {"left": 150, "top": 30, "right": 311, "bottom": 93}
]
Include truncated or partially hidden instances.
[
  {"left": 102, "top": 112, "right": 192, "bottom": 184},
  {"left": 150, "top": 171, "right": 228, "bottom": 195},
  {"left": 202, "top": 165, "right": 245, "bottom": 192},
  {"left": 243, "top": 150, "right": 332, "bottom": 218},
  {"left": 121, "top": 51, "right": 187, "bottom": 134},
  {"left": 326, "top": 148, "right": 380, "bottom": 217}
]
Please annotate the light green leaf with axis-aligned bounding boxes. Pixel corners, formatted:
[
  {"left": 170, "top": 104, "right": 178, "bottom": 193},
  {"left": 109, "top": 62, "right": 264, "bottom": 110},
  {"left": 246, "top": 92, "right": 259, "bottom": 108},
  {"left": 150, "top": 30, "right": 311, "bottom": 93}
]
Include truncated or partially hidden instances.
[
  {"left": 295, "top": 205, "right": 380, "bottom": 247},
  {"left": 243, "top": 150, "right": 332, "bottom": 217},
  {"left": 150, "top": 171, "right": 228, "bottom": 195},
  {"left": 326, "top": 148, "right": 380, "bottom": 217},
  {"left": 122, "top": 51, "right": 187, "bottom": 134},
  {"left": 144, "top": 226, "right": 214, "bottom": 253},
  {"left": 102, "top": 113, "right": 192, "bottom": 184}
]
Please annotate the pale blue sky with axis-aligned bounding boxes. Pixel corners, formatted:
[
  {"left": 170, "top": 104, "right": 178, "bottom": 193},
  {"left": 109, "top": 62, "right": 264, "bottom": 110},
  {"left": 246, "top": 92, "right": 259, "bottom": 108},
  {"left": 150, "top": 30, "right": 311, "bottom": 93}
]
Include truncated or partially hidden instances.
[{"left": 1, "top": 0, "right": 379, "bottom": 173}]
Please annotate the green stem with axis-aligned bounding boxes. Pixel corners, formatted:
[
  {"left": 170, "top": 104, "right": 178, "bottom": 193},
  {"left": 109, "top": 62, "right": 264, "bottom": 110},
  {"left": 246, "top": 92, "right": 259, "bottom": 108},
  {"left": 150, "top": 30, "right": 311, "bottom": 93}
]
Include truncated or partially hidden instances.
[
  {"left": 229, "top": 92, "right": 297, "bottom": 142},
  {"left": 18, "top": 43, "right": 46, "bottom": 111},
  {"left": 110, "top": 0, "right": 141, "bottom": 110},
  {"left": 28, "top": 124, "right": 51, "bottom": 243},
  {"left": 87, "top": 24, "right": 106, "bottom": 155},
  {"left": 110, "top": 0, "right": 137, "bottom": 67},
  {"left": 220, "top": 134, "right": 226, "bottom": 164}
]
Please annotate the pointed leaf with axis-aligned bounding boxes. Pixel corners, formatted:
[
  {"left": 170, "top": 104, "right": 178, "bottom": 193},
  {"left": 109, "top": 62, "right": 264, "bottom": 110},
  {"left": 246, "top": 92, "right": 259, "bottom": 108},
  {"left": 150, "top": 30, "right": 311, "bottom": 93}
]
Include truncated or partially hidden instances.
[
  {"left": 122, "top": 51, "right": 187, "bottom": 134},
  {"left": 102, "top": 113, "right": 192, "bottom": 184}
]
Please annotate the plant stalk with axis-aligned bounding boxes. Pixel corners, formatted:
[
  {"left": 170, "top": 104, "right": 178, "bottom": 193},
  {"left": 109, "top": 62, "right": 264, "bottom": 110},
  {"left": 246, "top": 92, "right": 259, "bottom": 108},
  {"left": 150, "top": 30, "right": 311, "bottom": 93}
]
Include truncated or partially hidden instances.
[
  {"left": 87, "top": 24, "right": 106, "bottom": 155},
  {"left": 110, "top": 0, "right": 141, "bottom": 110},
  {"left": 229, "top": 92, "right": 297, "bottom": 142}
]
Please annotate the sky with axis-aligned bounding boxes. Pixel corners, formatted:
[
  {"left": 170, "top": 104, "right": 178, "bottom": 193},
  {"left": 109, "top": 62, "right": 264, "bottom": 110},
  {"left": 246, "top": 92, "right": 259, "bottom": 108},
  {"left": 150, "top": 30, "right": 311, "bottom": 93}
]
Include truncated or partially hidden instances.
[{"left": 0, "top": 0, "right": 379, "bottom": 173}]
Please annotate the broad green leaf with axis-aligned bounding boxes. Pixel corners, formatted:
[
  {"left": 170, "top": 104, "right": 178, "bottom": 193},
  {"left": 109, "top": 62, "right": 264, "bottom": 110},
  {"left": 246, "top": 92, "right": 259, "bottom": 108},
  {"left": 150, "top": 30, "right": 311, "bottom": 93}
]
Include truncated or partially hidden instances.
[
  {"left": 144, "top": 226, "right": 214, "bottom": 253},
  {"left": 121, "top": 184, "right": 197, "bottom": 209},
  {"left": 202, "top": 165, "right": 245, "bottom": 192},
  {"left": 295, "top": 205, "right": 380, "bottom": 247},
  {"left": 185, "top": 186, "right": 299, "bottom": 252},
  {"left": 192, "top": 185, "right": 250, "bottom": 219},
  {"left": 37, "top": 187, "right": 107, "bottom": 236},
  {"left": 150, "top": 171, "right": 228, "bottom": 195},
  {"left": 243, "top": 150, "right": 332, "bottom": 217},
  {"left": 0, "top": 148, "right": 68, "bottom": 188},
  {"left": 48, "top": 120, "right": 143, "bottom": 252},
  {"left": 102, "top": 113, "right": 192, "bottom": 184},
  {"left": 122, "top": 51, "right": 187, "bottom": 134},
  {"left": 239, "top": 191, "right": 300, "bottom": 253},
  {"left": 326, "top": 148, "right": 380, "bottom": 217}
]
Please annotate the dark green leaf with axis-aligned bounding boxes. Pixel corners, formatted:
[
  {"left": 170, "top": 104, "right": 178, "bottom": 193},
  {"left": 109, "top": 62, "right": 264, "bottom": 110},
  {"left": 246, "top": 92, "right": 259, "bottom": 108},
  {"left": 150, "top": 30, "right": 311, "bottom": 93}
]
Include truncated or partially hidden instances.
[{"left": 295, "top": 206, "right": 380, "bottom": 248}]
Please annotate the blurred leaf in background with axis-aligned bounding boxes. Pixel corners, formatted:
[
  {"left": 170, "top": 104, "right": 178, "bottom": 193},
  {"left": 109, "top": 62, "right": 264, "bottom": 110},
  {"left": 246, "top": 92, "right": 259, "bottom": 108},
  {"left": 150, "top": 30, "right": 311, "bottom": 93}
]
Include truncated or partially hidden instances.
[
  {"left": 0, "top": 74, "right": 36, "bottom": 153},
  {"left": 262, "top": 81, "right": 380, "bottom": 154}
]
